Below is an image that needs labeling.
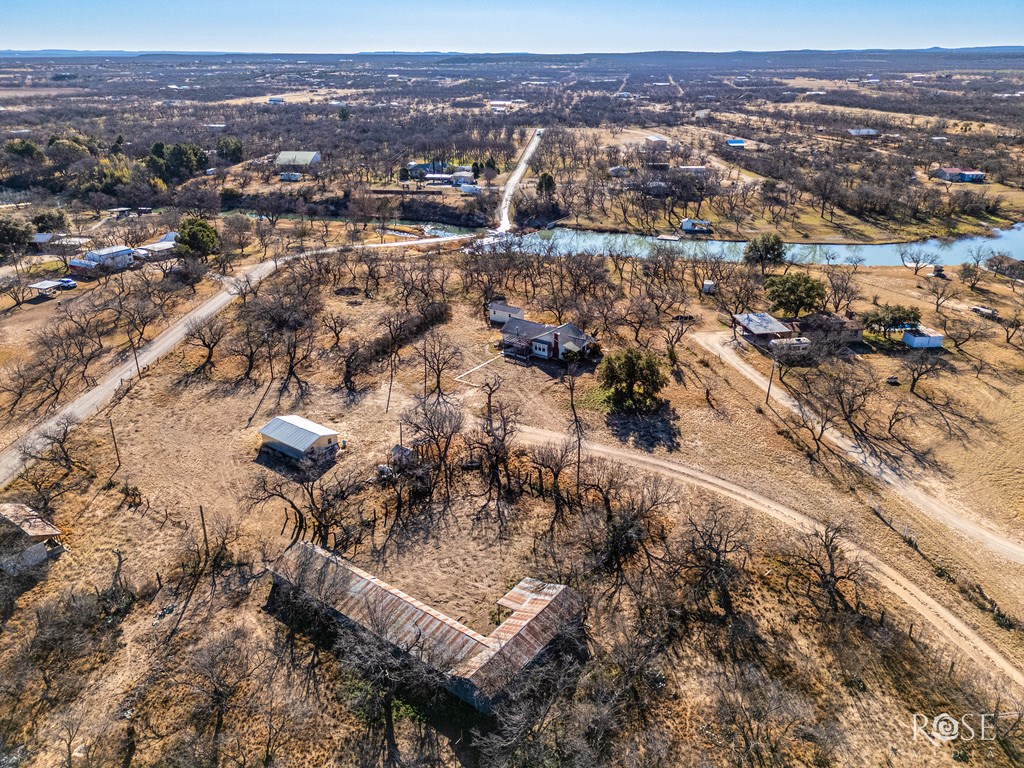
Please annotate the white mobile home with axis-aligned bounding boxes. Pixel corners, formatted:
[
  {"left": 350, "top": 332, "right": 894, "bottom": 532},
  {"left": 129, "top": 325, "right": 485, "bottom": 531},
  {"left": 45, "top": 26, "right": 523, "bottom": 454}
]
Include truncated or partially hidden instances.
[{"left": 70, "top": 245, "right": 135, "bottom": 275}]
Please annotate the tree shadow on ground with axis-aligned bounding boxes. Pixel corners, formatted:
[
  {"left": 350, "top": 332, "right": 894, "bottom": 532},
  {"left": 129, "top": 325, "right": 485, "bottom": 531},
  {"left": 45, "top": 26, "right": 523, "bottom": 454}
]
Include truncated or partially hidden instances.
[
  {"left": 265, "top": 586, "right": 491, "bottom": 768},
  {"left": 605, "top": 401, "right": 681, "bottom": 453},
  {"left": 253, "top": 445, "right": 338, "bottom": 482}
]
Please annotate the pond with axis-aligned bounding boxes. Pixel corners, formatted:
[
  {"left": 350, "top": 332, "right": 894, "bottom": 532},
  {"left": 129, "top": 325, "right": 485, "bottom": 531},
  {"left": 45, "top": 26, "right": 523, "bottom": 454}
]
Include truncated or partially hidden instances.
[{"left": 420, "top": 220, "right": 1024, "bottom": 267}]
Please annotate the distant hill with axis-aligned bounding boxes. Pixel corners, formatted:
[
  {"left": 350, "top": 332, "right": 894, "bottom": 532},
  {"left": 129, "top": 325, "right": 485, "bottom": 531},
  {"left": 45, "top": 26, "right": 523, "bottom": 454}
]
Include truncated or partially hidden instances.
[{"left": 0, "top": 46, "right": 1022, "bottom": 59}]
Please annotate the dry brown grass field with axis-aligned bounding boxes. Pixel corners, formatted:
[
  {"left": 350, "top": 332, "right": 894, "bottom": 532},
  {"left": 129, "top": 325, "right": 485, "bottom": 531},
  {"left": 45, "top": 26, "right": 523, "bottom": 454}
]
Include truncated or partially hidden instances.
[{"left": 2, "top": 242, "right": 1023, "bottom": 765}]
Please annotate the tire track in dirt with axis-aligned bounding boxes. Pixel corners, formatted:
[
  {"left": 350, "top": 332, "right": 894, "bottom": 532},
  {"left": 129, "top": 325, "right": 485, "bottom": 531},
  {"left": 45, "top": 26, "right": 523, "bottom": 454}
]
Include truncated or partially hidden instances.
[
  {"left": 694, "top": 330, "right": 1024, "bottom": 566},
  {"left": 518, "top": 424, "right": 1024, "bottom": 691}
]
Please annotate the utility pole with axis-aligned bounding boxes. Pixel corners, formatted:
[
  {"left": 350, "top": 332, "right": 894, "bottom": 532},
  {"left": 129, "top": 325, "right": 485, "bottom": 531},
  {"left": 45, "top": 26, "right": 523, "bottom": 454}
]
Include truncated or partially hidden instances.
[
  {"left": 765, "top": 358, "right": 777, "bottom": 405},
  {"left": 109, "top": 417, "right": 121, "bottom": 471},
  {"left": 264, "top": 332, "right": 274, "bottom": 380},
  {"left": 128, "top": 333, "right": 142, "bottom": 377}
]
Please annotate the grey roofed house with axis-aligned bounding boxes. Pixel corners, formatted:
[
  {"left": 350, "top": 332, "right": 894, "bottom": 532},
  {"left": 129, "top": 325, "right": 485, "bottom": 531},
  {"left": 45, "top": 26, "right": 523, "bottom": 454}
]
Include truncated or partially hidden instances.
[
  {"left": 274, "top": 151, "right": 322, "bottom": 167},
  {"left": 500, "top": 318, "right": 596, "bottom": 361},
  {"left": 259, "top": 415, "right": 340, "bottom": 460},
  {"left": 847, "top": 128, "right": 879, "bottom": 137},
  {"left": 680, "top": 217, "right": 713, "bottom": 234},
  {"left": 269, "top": 541, "right": 583, "bottom": 711},
  {"left": 500, "top": 317, "right": 552, "bottom": 343},
  {"left": 732, "top": 312, "right": 793, "bottom": 338}
]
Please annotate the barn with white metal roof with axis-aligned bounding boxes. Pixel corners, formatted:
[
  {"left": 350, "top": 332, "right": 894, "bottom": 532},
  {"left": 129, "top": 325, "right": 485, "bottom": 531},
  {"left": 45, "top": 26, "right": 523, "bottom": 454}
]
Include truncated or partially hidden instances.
[{"left": 258, "top": 415, "right": 340, "bottom": 460}]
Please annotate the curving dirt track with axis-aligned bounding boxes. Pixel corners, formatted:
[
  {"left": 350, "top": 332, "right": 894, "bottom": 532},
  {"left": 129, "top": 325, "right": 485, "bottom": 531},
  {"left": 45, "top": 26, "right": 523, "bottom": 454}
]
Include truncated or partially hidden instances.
[
  {"left": 517, "top": 423, "right": 1024, "bottom": 692},
  {"left": 694, "top": 330, "right": 1024, "bottom": 566}
]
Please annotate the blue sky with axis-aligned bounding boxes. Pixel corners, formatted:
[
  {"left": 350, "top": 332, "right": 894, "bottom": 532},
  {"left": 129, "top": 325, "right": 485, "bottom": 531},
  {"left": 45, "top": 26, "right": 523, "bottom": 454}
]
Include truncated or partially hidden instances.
[{"left": 4, "top": 0, "right": 1022, "bottom": 53}]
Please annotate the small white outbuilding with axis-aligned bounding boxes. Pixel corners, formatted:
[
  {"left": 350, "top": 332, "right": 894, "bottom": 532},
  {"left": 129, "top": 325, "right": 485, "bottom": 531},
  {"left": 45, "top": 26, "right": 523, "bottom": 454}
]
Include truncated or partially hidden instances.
[
  {"left": 259, "top": 415, "right": 340, "bottom": 460},
  {"left": 488, "top": 301, "right": 525, "bottom": 325}
]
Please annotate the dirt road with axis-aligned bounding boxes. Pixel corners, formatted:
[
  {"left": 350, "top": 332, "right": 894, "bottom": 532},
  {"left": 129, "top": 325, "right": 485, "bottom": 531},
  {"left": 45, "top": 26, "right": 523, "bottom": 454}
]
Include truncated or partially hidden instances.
[
  {"left": 497, "top": 129, "right": 544, "bottom": 233},
  {"left": 694, "top": 330, "right": 1024, "bottom": 566},
  {"left": 517, "top": 424, "right": 1024, "bottom": 691},
  {"left": 0, "top": 234, "right": 473, "bottom": 491}
]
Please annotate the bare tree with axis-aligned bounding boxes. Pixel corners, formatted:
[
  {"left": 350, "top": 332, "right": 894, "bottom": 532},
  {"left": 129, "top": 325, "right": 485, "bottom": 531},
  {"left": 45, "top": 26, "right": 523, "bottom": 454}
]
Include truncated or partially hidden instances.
[
  {"left": 926, "top": 277, "right": 959, "bottom": 312},
  {"left": 786, "top": 523, "right": 863, "bottom": 614},
  {"left": 413, "top": 330, "right": 463, "bottom": 402},
  {"left": 899, "top": 247, "right": 939, "bottom": 275},
  {"left": 185, "top": 316, "right": 229, "bottom": 371},
  {"left": 900, "top": 350, "right": 953, "bottom": 394},
  {"left": 684, "top": 507, "right": 750, "bottom": 618}
]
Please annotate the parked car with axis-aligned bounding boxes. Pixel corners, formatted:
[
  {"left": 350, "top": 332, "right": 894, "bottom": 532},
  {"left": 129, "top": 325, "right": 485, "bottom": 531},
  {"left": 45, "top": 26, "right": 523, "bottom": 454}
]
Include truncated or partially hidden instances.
[{"left": 57, "top": 278, "right": 77, "bottom": 290}]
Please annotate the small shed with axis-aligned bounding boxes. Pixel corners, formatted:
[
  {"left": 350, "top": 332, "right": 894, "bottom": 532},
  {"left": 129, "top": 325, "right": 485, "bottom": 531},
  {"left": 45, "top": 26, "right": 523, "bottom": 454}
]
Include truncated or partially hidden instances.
[
  {"left": 0, "top": 503, "right": 63, "bottom": 575},
  {"left": 725, "top": 139, "right": 746, "bottom": 148},
  {"left": 645, "top": 134, "right": 670, "bottom": 151},
  {"left": 259, "top": 415, "right": 340, "bottom": 460},
  {"left": 681, "top": 218, "right": 713, "bottom": 234},
  {"left": 488, "top": 301, "right": 525, "bottom": 325},
  {"left": 902, "top": 326, "right": 944, "bottom": 349}
]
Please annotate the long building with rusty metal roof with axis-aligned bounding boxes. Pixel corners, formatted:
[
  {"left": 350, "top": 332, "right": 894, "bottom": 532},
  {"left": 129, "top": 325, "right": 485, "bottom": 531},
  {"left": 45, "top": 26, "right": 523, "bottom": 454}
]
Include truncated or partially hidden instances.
[{"left": 269, "top": 541, "right": 583, "bottom": 710}]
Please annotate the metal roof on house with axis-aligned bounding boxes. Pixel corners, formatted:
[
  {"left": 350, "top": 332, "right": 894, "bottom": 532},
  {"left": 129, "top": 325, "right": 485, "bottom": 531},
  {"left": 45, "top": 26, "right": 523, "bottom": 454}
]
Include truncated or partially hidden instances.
[
  {"left": 489, "top": 301, "right": 522, "bottom": 314},
  {"left": 0, "top": 504, "right": 60, "bottom": 540},
  {"left": 270, "top": 542, "right": 583, "bottom": 703},
  {"left": 500, "top": 317, "right": 552, "bottom": 340},
  {"left": 87, "top": 245, "right": 134, "bottom": 258},
  {"left": 500, "top": 318, "right": 595, "bottom": 348},
  {"left": 534, "top": 322, "right": 595, "bottom": 349},
  {"left": 139, "top": 241, "right": 175, "bottom": 253},
  {"left": 274, "top": 151, "right": 321, "bottom": 166},
  {"left": 259, "top": 415, "right": 339, "bottom": 454},
  {"left": 733, "top": 312, "right": 791, "bottom": 336}
]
